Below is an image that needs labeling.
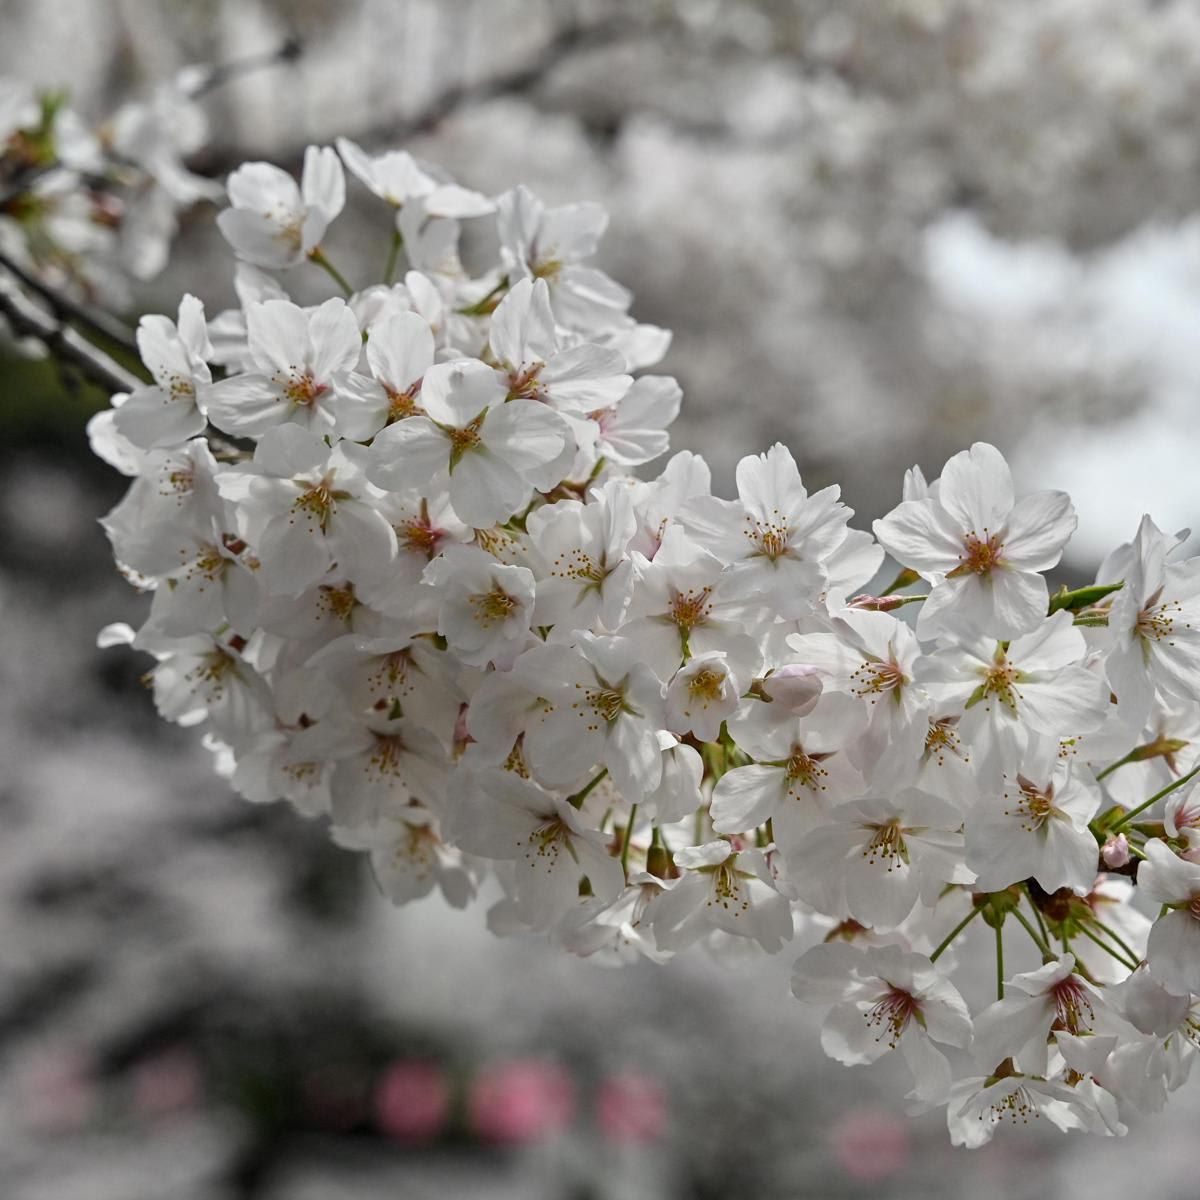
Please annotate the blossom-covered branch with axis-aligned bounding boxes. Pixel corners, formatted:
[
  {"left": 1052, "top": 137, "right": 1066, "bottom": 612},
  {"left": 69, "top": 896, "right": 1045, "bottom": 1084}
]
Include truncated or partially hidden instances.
[{"left": 89, "top": 135, "right": 1200, "bottom": 1149}]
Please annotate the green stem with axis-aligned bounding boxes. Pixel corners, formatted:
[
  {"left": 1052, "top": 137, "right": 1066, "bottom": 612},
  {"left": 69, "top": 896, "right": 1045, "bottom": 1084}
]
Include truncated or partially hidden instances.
[
  {"left": 1095, "top": 753, "right": 1133, "bottom": 782},
  {"left": 309, "top": 247, "right": 354, "bottom": 296},
  {"left": 620, "top": 803, "right": 638, "bottom": 872},
  {"left": 1048, "top": 581, "right": 1123, "bottom": 614},
  {"left": 1011, "top": 907, "right": 1051, "bottom": 958},
  {"left": 1088, "top": 916, "right": 1141, "bottom": 965},
  {"left": 383, "top": 228, "right": 404, "bottom": 286},
  {"left": 1109, "top": 763, "right": 1200, "bottom": 833},
  {"left": 995, "top": 922, "right": 1005, "bottom": 1000},
  {"left": 930, "top": 902, "right": 983, "bottom": 963},
  {"left": 567, "top": 768, "right": 608, "bottom": 809},
  {"left": 1075, "top": 924, "right": 1139, "bottom": 972},
  {"left": 1024, "top": 886, "right": 1050, "bottom": 947},
  {"left": 881, "top": 567, "right": 920, "bottom": 595}
]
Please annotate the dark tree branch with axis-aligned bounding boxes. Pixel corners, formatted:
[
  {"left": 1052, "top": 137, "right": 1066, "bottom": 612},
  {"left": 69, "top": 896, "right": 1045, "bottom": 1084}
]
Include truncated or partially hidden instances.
[
  {"left": 0, "top": 250, "right": 138, "bottom": 354},
  {"left": 0, "top": 277, "right": 145, "bottom": 394}
]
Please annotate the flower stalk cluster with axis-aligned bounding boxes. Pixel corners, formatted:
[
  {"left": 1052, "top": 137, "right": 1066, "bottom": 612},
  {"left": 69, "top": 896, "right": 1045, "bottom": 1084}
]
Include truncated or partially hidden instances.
[{"left": 91, "top": 137, "right": 1200, "bottom": 1147}]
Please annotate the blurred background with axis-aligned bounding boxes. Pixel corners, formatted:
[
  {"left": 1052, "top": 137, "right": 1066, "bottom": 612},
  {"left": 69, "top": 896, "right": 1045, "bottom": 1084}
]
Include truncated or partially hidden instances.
[{"left": 2, "top": 0, "right": 1199, "bottom": 1196}]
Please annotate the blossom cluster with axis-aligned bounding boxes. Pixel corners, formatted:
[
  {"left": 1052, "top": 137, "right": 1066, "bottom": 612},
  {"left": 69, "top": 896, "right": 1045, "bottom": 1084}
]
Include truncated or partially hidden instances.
[
  {"left": 91, "top": 138, "right": 1200, "bottom": 1147},
  {"left": 0, "top": 69, "right": 221, "bottom": 307}
]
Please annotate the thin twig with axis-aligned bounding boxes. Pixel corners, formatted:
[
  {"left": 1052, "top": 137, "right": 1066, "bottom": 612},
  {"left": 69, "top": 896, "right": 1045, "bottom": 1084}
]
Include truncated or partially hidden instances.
[{"left": 0, "top": 250, "right": 138, "bottom": 354}]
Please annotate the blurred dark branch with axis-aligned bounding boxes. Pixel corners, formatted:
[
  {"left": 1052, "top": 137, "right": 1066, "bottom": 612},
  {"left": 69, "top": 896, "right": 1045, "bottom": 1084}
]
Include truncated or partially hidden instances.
[
  {"left": 0, "top": 276, "right": 145, "bottom": 394},
  {"left": 187, "top": 35, "right": 304, "bottom": 99},
  {"left": 0, "top": 250, "right": 138, "bottom": 354}
]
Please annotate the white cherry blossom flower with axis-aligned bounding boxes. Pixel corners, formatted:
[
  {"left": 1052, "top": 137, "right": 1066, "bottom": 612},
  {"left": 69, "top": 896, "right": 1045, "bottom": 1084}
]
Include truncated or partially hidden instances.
[
  {"left": 367, "top": 357, "right": 573, "bottom": 528},
  {"left": 682, "top": 443, "right": 858, "bottom": 619},
  {"left": 112, "top": 294, "right": 213, "bottom": 449},
  {"left": 965, "top": 738, "right": 1101, "bottom": 894},
  {"left": 422, "top": 545, "right": 536, "bottom": 669},
  {"left": 664, "top": 651, "right": 744, "bottom": 744},
  {"left": 336, "top": 137, "right": 493, "bottom": 217},
  {"left": 647, "top": 842, "right": 792, "bottom": 954},
  {"left": 1138, "top": 839, "right": 1200, "bottom": 996},
  {"left": 792, "top": 942, "right": 973, "bottom": 1108},
  {"left": 206, "top": 298, "right": 372, "bottom": 438},
  {"left": 217, "top": 144, "right": 344, "bottom": 268},
  {"left": 1104, "top": 515, "right": 1200, "bottom": 720},
  {"left": 874, "top": 442, "right": 1076, "bottom": 639}
]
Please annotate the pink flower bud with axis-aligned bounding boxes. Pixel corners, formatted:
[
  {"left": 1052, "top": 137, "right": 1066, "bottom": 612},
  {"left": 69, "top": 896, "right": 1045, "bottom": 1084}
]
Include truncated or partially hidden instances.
[
  {"left": 1101, "top": 833, "right": 1131, "bottom": 868},
  {"left": 597, "top": 1071, "right": 667, "bottom": 1144},
  {"left": 374, "top": 1060, "right": 451, "bottom": 1143},
  {"left": 468, "top": 1059, "right": 575, "bottom": 1144},
  {"left": 830, "top": 1107, "right": 910, "bottom": 1181},
  {"left": 760, "top": 664, "right": 823, "bottom": 715}
]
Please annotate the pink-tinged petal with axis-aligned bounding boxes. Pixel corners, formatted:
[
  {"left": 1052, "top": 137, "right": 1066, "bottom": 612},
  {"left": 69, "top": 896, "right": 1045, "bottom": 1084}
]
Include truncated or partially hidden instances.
[
  {"left": 1146, "top": 910, "right": 1200, "bottom": 996},
  {"left": 246, "top": 300, "right": 312, "bottom": 375},
  {"left": 936, "top": 443, "right": 1014, "bottom": 537},
  {"left": 367, "top": 310, "right": 435, "bottom": 391},
  {"left": 489, "top": 277, "right": 556, "bottom": 368},
  {"left": 606, "top": 712, "right": 664, "bottom": 799},
  {"left": 1010, "top": 610, "right": 1086, "bottom": 672},
  {"left": 987, "top": 568, "right": 1049, "bottom": 638},
  {"left": 257, "top": 516, "right": 333, "bottom": 596},
  {"left": 484, "top": 400, "right": 570, "bottom": 477},
  {"left": 735, "top": 443, "right": 809, "bottom": 523},
  {"left": 307, "top": 297, "right": 361, "bottom": 377},
  {"left": 368, "top": 417, "right": 450, "bottom": 491},
  {"left": 216, "top": 209, "right": 301, "bottom": 268},
  {"left": 424, "top": 183, "right": 495, "bottom": 218},
  {"left": 873, "top": 499, "right": 965, "bottom": 576},
  {"left": 898, "top": 1029, "right": 952, "bottom": 1108},
  {"left": 112, "top": 386, "right": 206, "bottom": 450},
  {"left": 821, "top": 1001, "right": 891, "bottom": 1065},
  {"left": 301, "top": 144, "right": 345, "bottom": 222},
  {"left": 1003, "top": 490, "right": 1076, "bottom": 571},
  {"left": 710, "top": 766, "right": 784, "bottom": 832},
  {"left": 1019, "top": 667, "right": 1107, "bottom": 735},
  {"left": 206, "top": 374, "right": 286, "bottom": 437},
  {"left": 972, "top": 995, "right": 1051, "bottom": 1075},
  {"left": 448, "top": 448, "right": 529, "bottom": 528},
  {"left": 227, "top": 160, "right": 299, "bottom": 211},
  {"left": 419, "top": 359, "right": 506, "bottom": 426},
  {"left": 1139, "top": 839, "right": 1200, "bottom": 905}
]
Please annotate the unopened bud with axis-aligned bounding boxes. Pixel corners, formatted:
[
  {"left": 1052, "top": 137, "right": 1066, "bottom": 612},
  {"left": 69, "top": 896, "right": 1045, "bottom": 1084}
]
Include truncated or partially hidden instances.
[
  {"left": 1101, "top": 833, "right": 1131, "bottom": 869},
  {"left": 757, "top": 664, "right": 823, "bottom": 715}
]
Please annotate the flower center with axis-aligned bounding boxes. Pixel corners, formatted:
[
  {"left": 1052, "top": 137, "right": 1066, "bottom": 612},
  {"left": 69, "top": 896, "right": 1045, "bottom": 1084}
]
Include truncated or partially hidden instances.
[
  {"left": 687, "top": 667, "right": 726, "bottom": 704},
  {"left": 469, "top": 583, "right": 519, "bottom": 627},
  {"left": 668, "top": 586, "right": 713, "bottom": 634},
  {"left": 850, "top": 658, "right": 905, "bottom": 702},
  {"left": 862, "top": 820, "right": 908, "bottom": 870},
  {"left": 506, "top": 363, "right": 545, "bottom": 401},
  {"left": 785, "top": 748, "right": 829, "bottom": 794},
  {"left": 924, "top": 717, "right": 968, "bottom": 765},
  {"left": 1004, "top": 774, "right": 1056, "bottom": 831},
  {"left": 318, "top": 582, "right": 359, "bottom": 622},
  {"left": 744, "top": 516, "right": 790, "bottom": 561},
  {"left": 574, "top": 683, "right": 628, "bottom": 728},
  {"left": 1051, "top": 975, "right": 1095, "bottom": 1034},
  {"left": 369, "top": 733, "right": 407, "bottom": 779},
  {"left": 283, "top": 370, "right": 329, "bottom": 408},
  {"left": 386, "top": 382, "right": 423, "bottom": 422},
  {"left": 865, "top": 986, "right": 919, "bottom": 1047},
  {"left": 447, "top": 413, "right": 486, "bottom": 469},
  {"left": 1136, "top": 588, "right": 1183, "bottom": 643},
  {"left": 291, "top": 473, "right": 344, "bottom": 532},
  {"left": 950, "top": 531, "right": 1004, "bottom": 577}
]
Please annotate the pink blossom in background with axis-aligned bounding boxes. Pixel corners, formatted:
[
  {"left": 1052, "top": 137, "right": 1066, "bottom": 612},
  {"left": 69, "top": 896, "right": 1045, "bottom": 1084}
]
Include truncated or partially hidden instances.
[
  {"left": 468, "top": 1059, "right": 576, "bottom": 1144},
  {"left": 374, "top": 1059, "right": 451, "bottom": 1143},
  {"left": 22, "top": 1048, "right": 97, "bottom": 1133},
  {"left": 131, "top": 1047, "right": 202, "bottom": 1119},
  {"left": 830, "top": 1108, "right": 911, "bottom": 1182},
  {"left": 597, "top": 1070, "right": 668, "bottom": 1144}
]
